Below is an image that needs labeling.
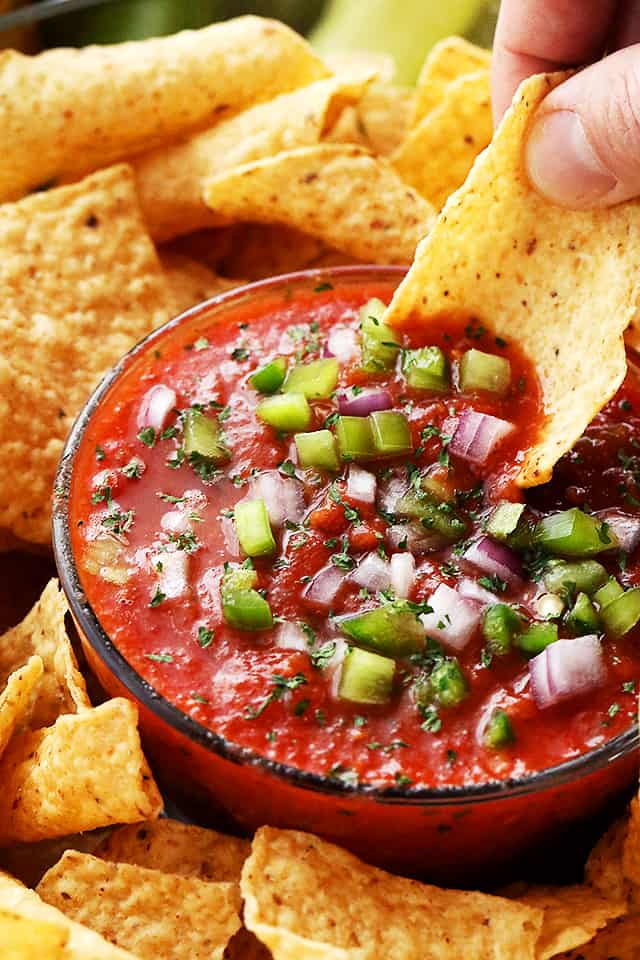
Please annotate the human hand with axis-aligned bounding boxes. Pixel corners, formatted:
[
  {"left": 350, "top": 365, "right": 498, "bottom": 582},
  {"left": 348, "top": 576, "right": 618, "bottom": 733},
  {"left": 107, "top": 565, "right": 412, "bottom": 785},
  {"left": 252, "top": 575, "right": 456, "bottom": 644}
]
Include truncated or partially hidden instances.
[{"left": 492, "top": 0, "right": 640, "bottom": 208}]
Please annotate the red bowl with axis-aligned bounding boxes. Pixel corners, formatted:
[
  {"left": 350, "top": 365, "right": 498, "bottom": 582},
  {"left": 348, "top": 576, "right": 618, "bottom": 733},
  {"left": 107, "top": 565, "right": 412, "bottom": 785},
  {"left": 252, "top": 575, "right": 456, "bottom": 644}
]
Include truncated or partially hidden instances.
[{"left": 52, "top": 266, "right": 639, "bottom": 885}]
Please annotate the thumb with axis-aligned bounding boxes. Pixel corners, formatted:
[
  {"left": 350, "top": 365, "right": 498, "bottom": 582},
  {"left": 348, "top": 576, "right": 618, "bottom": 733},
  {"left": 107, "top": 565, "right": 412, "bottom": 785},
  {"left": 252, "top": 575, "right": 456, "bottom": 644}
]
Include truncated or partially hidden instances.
[{"left": 525, "top": 46, "right": 640, "bottom": 208}]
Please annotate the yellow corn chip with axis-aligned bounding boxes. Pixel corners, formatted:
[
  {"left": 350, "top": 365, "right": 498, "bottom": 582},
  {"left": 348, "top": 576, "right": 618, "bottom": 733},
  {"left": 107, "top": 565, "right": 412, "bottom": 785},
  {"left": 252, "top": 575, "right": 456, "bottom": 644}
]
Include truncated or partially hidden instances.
[
  {"left": 0, "top": 698, "right": 162, "bottom": 845},
  {"left": 204, "top": 145, "right": 435, "bottom": 265},
  {"left": 0, "top": 829, "right": 111, "bottom": 889},
  {"left": 0, "top": 164, "right": 172, "bottom": 545},
  {"left": 412, "top": 35, "right": 491, "bottom": 127},
  {"left": 393, "top": 70, "right": 492, "bottom": 210},
  {"left": 219, "top": 223, "right": 325, "bottom": 281},
  {"left": 0, "top": 872, "right": 136, "bottom": 959},
  {"left": 37, "top": 851, "right": 241, "bottom": 960},
  {"left": 0, "top": 908, "right": 69, "bottom": 960},
  {"left": 242, "top": 827, "right": 544, "bottom": 960},
  {"left": 0, "top": 16, "right": 328, "bottom": 202},
  {"left": 509, "top": 884, "right": 626, "bottom": 959},
  {"left": 384, "top": 72, "right": 640, "bottom": 487},
  {"left": 357, "top": 83, "right": 416, "bottom": 156},
  {"left": 96, "top": 818, "right": 249, "bottom": 882},
  {"left": 585, "top": 815, "right": 630, "bottom": 903},
  {"left": 160, "top": 251, "right": 238, "bottom": 315},
  {"left": 0, "top": 580, "right": 89, "bottom": 729},
  {"left": 0, "top": 656, "right": 43, "bottom": 757},
  {"left": 561, "top": 914, "right": 640, "bottom": 959},
  {"left": 136, "top": 76, "right": 370, "bottom": 242},
  {"left": 623, "top": 798, "right": 640, "bottom": 889}
]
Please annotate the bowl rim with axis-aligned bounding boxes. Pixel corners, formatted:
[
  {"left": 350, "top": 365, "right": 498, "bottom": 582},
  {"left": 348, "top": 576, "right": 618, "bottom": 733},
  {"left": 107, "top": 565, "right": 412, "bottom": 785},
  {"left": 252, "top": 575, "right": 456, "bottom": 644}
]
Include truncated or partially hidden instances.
[{"left": 52, "top": 264, "right": 639, "bottom": 807}]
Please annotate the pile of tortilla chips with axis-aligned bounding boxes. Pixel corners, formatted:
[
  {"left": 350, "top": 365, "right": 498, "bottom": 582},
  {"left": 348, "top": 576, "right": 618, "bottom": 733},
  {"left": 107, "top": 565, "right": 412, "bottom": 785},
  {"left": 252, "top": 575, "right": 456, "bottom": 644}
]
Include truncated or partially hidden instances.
[{"left": 1, "top": 15, "right": 640, "bottom": 960}]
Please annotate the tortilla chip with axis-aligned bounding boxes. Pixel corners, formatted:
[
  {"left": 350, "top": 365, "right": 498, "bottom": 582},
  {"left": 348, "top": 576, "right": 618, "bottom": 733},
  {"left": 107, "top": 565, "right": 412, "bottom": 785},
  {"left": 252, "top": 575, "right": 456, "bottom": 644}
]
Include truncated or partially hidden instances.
[
  {"left": 509, "top": 884, "right": 626, "bottom": 959},
  {"left": 0, "top": 698, "right": 162, "bottom": 845},
  {"left": 204, "top": 145, "right": 435, "bottom": 266},
  {"left": 96, "top": 818, "right": 250, "bottom": 882},
  {"left": 384, "top": 73, "right": 640, "bottom": 487},
  {"left": 0, "top": 829, "right": 111, "bottom": 889},
  {"left": 0, "top": 872, "right": 136, "bottom": 959},
  {"left": 160, "top": 251, "right": 238, "bottom": 315},
  {"left": 0, "top": 908, "right": 68, "bottom": 960},
  {"left": 623, "top": 798, "right": 640, "bottom": 889},
  {"left": 561, "top": 914, "right": 640, "bottom": 959},
  {"left": 392, "top": 70, "right": 492, "bottom": 210},
  {"left": 219, "top": 223, "right": 326, "bottom": 281},
  {"left": 0, "top": 580, "right": 89, "bottom": 729},
  {"left": 324, "top": 50, "right": 396, "bottom": 84},
  {"left": 585, "top": 815, "right": 630, "bottom": 903},
  {"left": 136, "top": 76, "right": 371, "bottom": 242},
  {"left": 0, "top": 164, "right": 172, "bottom": 545},
  {"left": 357, "top": 83, "right": 416, "bottom": 156},
  {"left": 0, "top": 656, "right": 43, "bottom": 757},
  {"left": 37, "top": 851, "right": 242, "bottom": 960},
  {"left": 242, "top": 827, "right": 544, "bottom": 959},
  {"left": 412, "top": 35, "right": 491, "bottom": 127},
  {"left": 0, "top": 16, "right": 328, "bottom": 202}
]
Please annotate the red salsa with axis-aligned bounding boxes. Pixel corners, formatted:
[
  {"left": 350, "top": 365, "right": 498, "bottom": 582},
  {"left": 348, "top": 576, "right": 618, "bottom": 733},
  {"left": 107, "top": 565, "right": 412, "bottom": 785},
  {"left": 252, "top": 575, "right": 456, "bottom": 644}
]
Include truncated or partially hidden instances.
[{"left": 70, "top": 278, "right": 640, "bottom": 789}]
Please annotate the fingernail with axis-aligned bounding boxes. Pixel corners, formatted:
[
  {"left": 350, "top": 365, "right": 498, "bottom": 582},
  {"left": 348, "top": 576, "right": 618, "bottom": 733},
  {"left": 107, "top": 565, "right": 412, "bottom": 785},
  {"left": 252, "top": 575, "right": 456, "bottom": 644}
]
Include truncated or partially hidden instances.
[{"left": 525, "top": 110, "right": 618, "bottom": 207}]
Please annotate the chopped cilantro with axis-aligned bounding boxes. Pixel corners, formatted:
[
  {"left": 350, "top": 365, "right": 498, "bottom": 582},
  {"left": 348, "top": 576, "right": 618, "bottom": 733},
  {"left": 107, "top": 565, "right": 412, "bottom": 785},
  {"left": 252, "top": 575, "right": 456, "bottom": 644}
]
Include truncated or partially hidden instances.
[
  {"left": 122, "top": 459, "right": 144, "bottom": 479},
  {"left": 330, "top": 550, "right": 354, "bottom": 571},
  {"left": 197, "top": 626, "right": 215, "bottom": 648},
  {"left": 394, "top": 773, "right": 413, "bottom": 787},
  {"left": 95, "top": 444, "right": 106, "bottom": 462},
  {"left": 101, "top": 508, "right": 134, "bottom": 537},
  {"left": 420, "top": 706, "right": 442, "bottom": 734},
  {"left": 194, "top": 337, "right": 209, "bottom": 351},
  {"left": 170, "top": 530, "right": 199, "bottom": 553},
  {"left": 314, "top": 281, "right": 333, "bottom": 292},
  {"left": 231, "top": 347, "right": 250, "bottom": 361},
  {"left": 144, "top": 651, "right": 172, "bottom": 663},
  {"left": 623, "top": 680, "right": 636, "bottom": 694},
  {"left": 188, "top": 451, "right": 220, "bottom": 482},
  {"left": 244, "top": 672, "right": 308, "bottom": 719},
  {"left": 480, "top": 647, "right": 493, "bottom": 668},
  {"left": 310, "top": 641, "right": 337, "bottom": 670},
  {"left": 446, "top": 749, "right": 458, "bottom": 765},
  {"left": 328, "top": 764, "right": 358, "bottom": 787},
  {"left": 149, "top": 587, "right": 166, "bottom": 608},
  {"left": 138, "top": 427, "right": 157, "bottom": 448},
  {"left": 158, "top": 492, "right": 185, "bottom": 504},
  {"left": 266, "top": 730, "right": 277, "bottom": 742},
  {"left": 353, "top": 715, "right": 368, "bottom": 727},
  {"left": 315, "top": 708, "right": 327, "bottom": 727},
  {"left": 278, "top": 459, "right": 298, "bottom": 479},
  {"left": 91, "top": 485, "right": 112, "bottom": 505},
  {"left": 191, "top": 692, "right": 209, "bottom": 704},
  {"left": 167, "top": 448, "right": 186, "bottom": 470},
  {"left": 608, "top": 702, "right": 621, "bottom": 719},
  {"left": 477, "top": 574, "right": 508, "bottom": 594},
  {"left": 294, "top": 698, "right": 310, "bottom": 716}
]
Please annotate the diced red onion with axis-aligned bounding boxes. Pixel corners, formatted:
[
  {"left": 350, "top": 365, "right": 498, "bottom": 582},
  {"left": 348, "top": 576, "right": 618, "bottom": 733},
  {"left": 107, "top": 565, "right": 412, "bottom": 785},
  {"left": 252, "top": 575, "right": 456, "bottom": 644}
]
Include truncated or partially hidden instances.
[
  {"left": 458, "top": 577, "right": 497, "bottom": 606},
  {"left": 346, "top": 465, "right": 376, "bottom": 504},
  {"left": 160, "top": 510, "right": 190, "bottom": 536},
  {"left": 303, "top": 564, "right": 345, "bottom": 613},
  {"left": 595, "top": 511, "right": 640, "bottom": 553},
  {"left": 328, "top": 638, "right": 349, "bottom": 698},
  {"left": 248, "top": 470, "right": 305, "bottom": 528},
  {"left": 220, "top": 516, "right": 240, "bottom": 558},
  {"left": 337, "top": 387, "right": 393, "bottom": 417},
  {"left": 273, "top": 621, "right": 309, "bottom": 652},
  {"left": 350, "top": 552, "right": 391, "bottom": 592},
  {"left": 197, "top": 567, "right": 222, "bottom": 618},
  {"left": 449, "top": 410, "right": 515, "bottom": 465},
  {"left": 420, "top": 583, "right": 482, "bottom": 651},
  {"left": 150, "top": 549, "right": 189, "bottom": 599},
  {"left": 385, "top": 522, "right": 444, "bottom": 555},
  {"left": 464, "top": 536, "right": 523, "bottom": 584},
  {"left": 377, "top": 471, "right": 408, "bottom": 515},
  {"left": 529, "top": 635, "right": 606, "bottom": 710},
  {"left": 137, "top": 384, "right": 177, "bottom": 432},
  {"left": 324, "top": 325, "right": 359, "bottom": 363},
  {"left": 390, "top": 552, "right": 416, "bottom": 598}
]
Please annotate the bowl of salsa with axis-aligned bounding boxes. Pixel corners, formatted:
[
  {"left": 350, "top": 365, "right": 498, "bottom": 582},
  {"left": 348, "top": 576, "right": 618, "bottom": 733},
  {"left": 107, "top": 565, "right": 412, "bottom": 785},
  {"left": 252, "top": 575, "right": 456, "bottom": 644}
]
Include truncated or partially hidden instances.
[{"left": 52, "top": 265, "right": 640, "bottom": 883}]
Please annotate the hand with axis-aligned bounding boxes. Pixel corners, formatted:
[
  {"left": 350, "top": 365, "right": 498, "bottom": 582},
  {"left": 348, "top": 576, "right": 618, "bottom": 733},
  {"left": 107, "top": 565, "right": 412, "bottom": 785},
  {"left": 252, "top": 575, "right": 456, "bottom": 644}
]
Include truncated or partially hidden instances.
[{"left": 492, "top": 0, "right": 640, "bottom": 208}]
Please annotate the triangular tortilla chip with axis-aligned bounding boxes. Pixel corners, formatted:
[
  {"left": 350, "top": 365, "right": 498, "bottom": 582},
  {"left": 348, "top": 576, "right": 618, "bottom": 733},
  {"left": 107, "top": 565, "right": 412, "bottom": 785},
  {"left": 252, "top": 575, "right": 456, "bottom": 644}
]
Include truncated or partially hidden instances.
[
  {"left": 412, "top": 35, "right": 491, "bottom": 126},
  {"left": 384, "top": 72, "right": 640, "bottom": 487},
  {"left": 204, "top": 144, "right": 435, "bottom": 265},
  {"left": 0, "top": 907, "right": 68, "bottom": 960},
  {"left": 242, "top": 827, "right": 544, "bottom": 960},
  {"left": 136, "top": 75, "right": 371, "bottom": 242},
  {"left": 0, "top": 698, "right": 162, "bottom": 845},
  {"left": 37, "top": 851, "right": 241, "bottom": 960},
  {"left": 584, "top": 815, "right": 630, "bottom": 903},
  {"left": 560, "top": 914, "right": 640, "bottom": 959},
  {"left": 0, "top": 656, "right": 43, "bottom": 759},
  {"left": 159, "top": 251, "right": 238, "bottom": 315},
  {"left": 0, "top": 16, "right": 328, "bottom": 202},
  {"left": 393, "top": 70, "right": 492, "bottom": 210}
]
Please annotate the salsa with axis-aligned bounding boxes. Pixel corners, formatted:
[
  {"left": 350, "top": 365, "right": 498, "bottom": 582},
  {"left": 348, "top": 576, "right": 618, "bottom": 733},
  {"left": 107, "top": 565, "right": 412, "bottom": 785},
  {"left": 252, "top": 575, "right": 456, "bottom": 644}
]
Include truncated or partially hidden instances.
[{"left": 69, "top": 277, "right": 640, "bottom": 790}]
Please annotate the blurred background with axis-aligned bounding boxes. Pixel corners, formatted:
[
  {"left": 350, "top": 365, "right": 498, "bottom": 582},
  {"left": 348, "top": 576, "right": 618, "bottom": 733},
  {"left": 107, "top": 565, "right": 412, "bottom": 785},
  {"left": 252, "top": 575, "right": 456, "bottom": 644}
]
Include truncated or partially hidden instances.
[{"left": 0, "top": 0, "right": 499, "bottom": 81}]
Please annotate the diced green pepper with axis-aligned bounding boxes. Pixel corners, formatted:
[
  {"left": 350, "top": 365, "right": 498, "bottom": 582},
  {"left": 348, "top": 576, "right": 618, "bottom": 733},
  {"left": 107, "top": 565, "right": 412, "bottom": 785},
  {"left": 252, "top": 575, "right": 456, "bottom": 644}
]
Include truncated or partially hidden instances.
[
  {"left": 183, "top": 409, "right": 229, "bottom": 463},
  {"left": 338, "top": 647, "right": 395, "bottom": 704},
  {"left": 535, "top": 508, "right": 618, "bottom": 557},
  {"left": 484, "top": 708, "right": 515, "bottom": 749},
  {"left": 250, "top": 356, "right": 287, "bottom": 394},
  {"left": 402, "top": 346, "right": 449, "bottom": 392},
  {"left": 600, "top": 587, "right": 640, "bottom": 638},
  {"left": 566, "top": 592, "right": 601, "bottom": 636},
  {"left": 428, "top": 658, "right": 468, "bottom": 708},
  {"left": 395, "top": 490, "right": 466, "bottom": 543},
  {"left": 482, "top": 604, "right": 523, "bottom": 655},
  {"left": 486, "top": 502, "right": 525, "bottom": 541},
  {"left": 256, "top": 393, "right": 311, "bottom": 432},
  {"left": 369, "top": 410, "right": 412, "bottom": 456},
  {"left": 544, "top": 559, "right": 608, "bottom": 596},
  {"left": 335, "top": 416, "right": 376, "bottom": 460},
  {"left": 222, "top": 589, "right": 273, "bottom": 631},
  {"left": 594, "top": 577, "right": 624, "bottom": 609},
  {"left": 234, "top": 499, "right": 276, "bottom": 557},
  {"left": 295, "top": 430, "right": 340, "bottom": 471},
  {"left": 283, "top": 358, "right": 339, "bottom": 399},
  {"left": 459, "top": 348, "right": 511, "bottom": 396},
  {"left": 515, "top": 621, "right": 558, "bottom": 656},
  {"left": 359, "top": 298, "right": 400, "bottom": 371},
  {"left": 338, "top": 603, "right": 425, "bottom": 657}
]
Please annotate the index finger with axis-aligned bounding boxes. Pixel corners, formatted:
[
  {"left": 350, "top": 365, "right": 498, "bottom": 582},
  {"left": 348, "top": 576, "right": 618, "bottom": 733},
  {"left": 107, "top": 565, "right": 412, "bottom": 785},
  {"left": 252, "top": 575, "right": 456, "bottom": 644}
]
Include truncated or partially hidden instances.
[{"left": 491, "top": 0, "right": 617, "bottom": 121}]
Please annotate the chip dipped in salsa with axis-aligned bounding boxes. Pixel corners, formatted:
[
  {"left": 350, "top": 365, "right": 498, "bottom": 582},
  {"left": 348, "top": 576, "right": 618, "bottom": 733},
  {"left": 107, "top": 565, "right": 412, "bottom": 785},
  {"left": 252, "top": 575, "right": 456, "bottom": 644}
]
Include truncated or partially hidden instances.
[{"left": 68, "top": 272, "right": 640, "bottom": 790}]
